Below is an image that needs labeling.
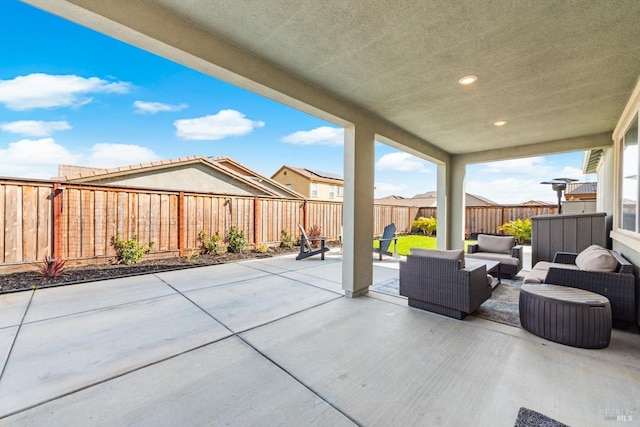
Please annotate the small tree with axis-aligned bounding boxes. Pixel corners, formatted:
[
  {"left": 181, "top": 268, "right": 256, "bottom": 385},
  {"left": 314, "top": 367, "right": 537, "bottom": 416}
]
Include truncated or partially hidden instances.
[
  {"left": 412, "top": 216, "right": 437, "bottom": 236},
  {"left": 226, "top": 226, "right": 247, "bottom": 253},
  {"left": 280, "top": 228, "right": 294, "bottom": 248},
  {"left": 198, "top": 230, "right": 225, "bottom": 255},
  {"left": 498, "top": 218, "right": 532, "bottom": 244},
  {"left": 111, "top": 234, "right": 153, "bottom": 264}
]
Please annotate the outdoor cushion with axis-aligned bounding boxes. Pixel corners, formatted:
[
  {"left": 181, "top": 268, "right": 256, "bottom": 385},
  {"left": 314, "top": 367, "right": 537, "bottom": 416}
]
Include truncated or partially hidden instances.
[
  {"left": 575, "top": 245, "right": 618, "bottom": 272},
  {"left": 477, "top": 234, "right": 515, "bottom": 254},
  {"left": 523, "top": 261, "right": 579, "bottom": 284},
  {"left": 410, "top": 248, "right": 465, "bottom": 268},
  {"left": 465, "top": 252, "right": 519, "bottom": 265}
]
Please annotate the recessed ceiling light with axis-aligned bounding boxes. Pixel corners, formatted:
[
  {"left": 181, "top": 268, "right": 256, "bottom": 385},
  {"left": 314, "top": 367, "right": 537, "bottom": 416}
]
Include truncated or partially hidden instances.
[
  {"left": 493, "top": 120, "right": 508, "bottom": 127},
  {"left": 458, "top": 75, "right": 478, "bottom": 85}
]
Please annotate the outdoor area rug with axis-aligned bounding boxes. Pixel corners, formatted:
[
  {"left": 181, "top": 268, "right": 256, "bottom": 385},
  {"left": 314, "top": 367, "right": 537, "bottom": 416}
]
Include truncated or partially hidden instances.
[
  {"left": 371, "top": 275, "right": 524, "bottom": 328},
  {"left": 513, "top": 407, "right": 570, "bottom": 427}
]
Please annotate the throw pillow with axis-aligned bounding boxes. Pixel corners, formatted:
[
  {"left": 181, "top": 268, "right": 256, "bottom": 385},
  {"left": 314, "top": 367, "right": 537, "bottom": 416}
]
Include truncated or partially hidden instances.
[
  {"left": 410, "top": 248, "right": 465, "bottom": 268},
  {"left": 575, "top": 245, "right": 618, "bottom": 272},
  {"left": 477, "top": 234, "right": 515, "bottom": 254}
]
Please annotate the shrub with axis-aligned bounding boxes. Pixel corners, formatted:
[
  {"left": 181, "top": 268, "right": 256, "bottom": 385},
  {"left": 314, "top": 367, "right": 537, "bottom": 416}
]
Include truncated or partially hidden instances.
[
  {"left": 198, "top": 230, "right": 225, "bottom": 255},
  {"left": 255, "top": 243, "right": 269, "bottom": 254},
  {"left": 412, "top": 216, "right": 437, "bottom": 236},
  {"left": 280, "top": 228, "right": 294, "bottom": 248},
  {"left": 498, "top": 218, "right": 532, "bottom": 244},
  {"left": 38, "top": 256, "right": 66, "bottom": 278},
  {"left": 306, "top": 224, "right": 323, "bottom": 248},
  {"left": 226, "top": 226, "right": 247, "bottom": 253},
  {"left": 185, "top": 248, "right": 199, "bottom": 263},
  {"left": 111, "top": 234, "right": 153, "bottom": 264}
]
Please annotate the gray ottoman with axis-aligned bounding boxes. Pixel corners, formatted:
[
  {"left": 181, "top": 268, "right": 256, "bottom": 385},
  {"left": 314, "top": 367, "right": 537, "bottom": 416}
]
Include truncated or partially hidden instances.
[{"left": 519, "top": 284, "right": 612, "bottom": 349}]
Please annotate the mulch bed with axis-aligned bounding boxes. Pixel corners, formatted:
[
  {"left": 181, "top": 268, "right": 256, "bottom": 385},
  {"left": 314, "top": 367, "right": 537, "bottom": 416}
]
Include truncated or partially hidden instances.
[{"left": 0, "top": 246, "right": 304, "bottom": 294}]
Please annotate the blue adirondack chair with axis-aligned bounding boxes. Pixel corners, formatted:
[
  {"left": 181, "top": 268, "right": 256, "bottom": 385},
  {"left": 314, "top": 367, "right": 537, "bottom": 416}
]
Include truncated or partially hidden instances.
[{"left": 374, "top": 223, "right": 398, "bottom": 260}]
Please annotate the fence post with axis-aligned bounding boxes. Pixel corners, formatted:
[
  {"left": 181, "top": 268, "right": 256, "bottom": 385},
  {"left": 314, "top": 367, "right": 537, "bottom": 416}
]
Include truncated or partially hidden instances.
[
  {"left": 178, "top": 192, "right": 185, "bottom": 256},
  {"left": 303, "top": 200, "right": 308, "bottom": 230},
  {"left": 254, "top": 197, "right": 260, "bottom": 245},
  {"left": 52, "top": 183, "right": 62, "bottom": 259}
]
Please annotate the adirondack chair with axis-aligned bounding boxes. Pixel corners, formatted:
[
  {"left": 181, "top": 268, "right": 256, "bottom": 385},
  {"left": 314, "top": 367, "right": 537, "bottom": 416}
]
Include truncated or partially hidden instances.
[
  {"left": 374, "top": 223, "right": 398, "bottom": 260},
  {"left": 296, "top": 224, "right": 330, "bottom": 260}
]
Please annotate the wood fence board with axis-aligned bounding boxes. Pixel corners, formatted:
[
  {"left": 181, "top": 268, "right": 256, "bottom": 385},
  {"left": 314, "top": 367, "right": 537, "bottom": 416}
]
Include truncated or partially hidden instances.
[
  {"left": 105, "top": 191, "right": 117, "bottom": 256},
  {"left": 168, "top": 194, "right": 178, "bottom": 250},
  {"left": 117, "top": 192, "right": 127, "bottom": 240},
  {"left": 137, "top": 193, "right": 151, "bottom": 246},
  {"left": 4, "top": 186, "right": 22, "bottom": 262},
  {"left": 80, "top": 189, "right": 95, "bottom": 257},
  {"left": 128, "top": 192, "right": 139, "bottom": 240},
  {"left": 35, "top": 186, "right": 51, "bottom": 260},
  {"left": 21, "top": 185, "right": 38, "bottom": 262},
  {"left": 0, "top": 185, "right": 5, "bottom": 263},
  {"left": 93, "top": 191, "right": 105, "bottom": 256},
  {"left": 149, "top": 193, "right": 159, "bottom": 248},
  {"left": 66, "top": 189, "right": 82, "bottom": 259}
]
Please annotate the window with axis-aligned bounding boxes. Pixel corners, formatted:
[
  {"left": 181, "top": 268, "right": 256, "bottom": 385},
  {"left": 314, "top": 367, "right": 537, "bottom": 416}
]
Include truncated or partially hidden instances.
[
  {"left": 311, "top": 183, "right": 318, "bottom": 197},
  {"left": 285, "top": 183, "right": 292, "bottom": 189},
  {"left": 337, "top": 186, "right": 343, "bottom": 197},
  {"left": 621, "top": 114, "right": 638, "bottom": 232},
  {"left": 329, "top": 185, "right": 336, "bottom": 198}
]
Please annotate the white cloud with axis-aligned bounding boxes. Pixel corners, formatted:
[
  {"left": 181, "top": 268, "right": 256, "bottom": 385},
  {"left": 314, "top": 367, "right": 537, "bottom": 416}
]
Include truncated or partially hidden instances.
[
  {"left": 376, "top": 152, "right": 431, "bottom": 173},
  {"left": 281, "top": 126, "right": 344, "bottom": 146},
  {"left": 0, "top": 138, "right": 161, "bottom": 179},
  {"left": 0, "top": 120, "right": 71, "bottom": 137},
  {"left": 133, "top": 100, "right": 187, "bottom": 114},
  {"left": 479, "top": 157, "right": 553, "bottom": 176},
  {"left": 0, "top": 73, "right": 130, "bottom": 111},
  {"left": 85, "top": 143, "right": 161, "bottom": 168},
  {"left": 174, "top": 109, "right": 264, "bottom": 140},
  {"left": 374, "top": 182, "right": 409, "bottom": 198},
  {"left": 0, "top": 138, "right": 81, "bottom": 179}
]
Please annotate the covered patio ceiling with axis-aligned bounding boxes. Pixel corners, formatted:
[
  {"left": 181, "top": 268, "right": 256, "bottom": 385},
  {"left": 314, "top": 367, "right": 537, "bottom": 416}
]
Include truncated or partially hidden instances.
[{"left": 24, "top": 0, "right": 640, "bottom": 160}]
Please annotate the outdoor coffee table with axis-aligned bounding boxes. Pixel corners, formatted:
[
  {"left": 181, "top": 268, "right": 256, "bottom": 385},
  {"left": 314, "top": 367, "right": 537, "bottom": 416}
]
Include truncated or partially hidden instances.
[
  {"left": 465, "top": 258, "right": 501, "bottom": 288},
  {"left": 519, "top": 284, "right": 612, "bottom": 349}
]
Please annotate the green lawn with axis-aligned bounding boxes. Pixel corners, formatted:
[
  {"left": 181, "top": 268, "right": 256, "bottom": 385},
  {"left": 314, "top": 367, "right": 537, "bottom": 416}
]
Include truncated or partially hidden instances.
[{"left": 373, "top": 234, "right": 477, "bottom": 256}]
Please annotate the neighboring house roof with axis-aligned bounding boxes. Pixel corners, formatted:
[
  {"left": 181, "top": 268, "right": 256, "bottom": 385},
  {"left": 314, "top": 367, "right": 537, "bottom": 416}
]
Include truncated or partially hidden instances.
[
  {"left": 375, "top": 192, "right": 497, "bottom": 207},
  {"left": 521, "top": 200, "right": 555, "bottom": 206},
  {"left": 410, "top": 191, "right": 497, "bottom": 207},
  {"left": 565, "top": 182, "right": 597, "bottom": 196},
  {"left": 57, "top": 155, "right": 304, "bottom": 199},
  {"left": 564, "top": 182, "right": 597, "bottom": 201},
  {"left": 210, "top": 156, "right": 305, "bottom": 199},
  {"left": 272, "top": 165, "right": 343, "bottom": 185}
]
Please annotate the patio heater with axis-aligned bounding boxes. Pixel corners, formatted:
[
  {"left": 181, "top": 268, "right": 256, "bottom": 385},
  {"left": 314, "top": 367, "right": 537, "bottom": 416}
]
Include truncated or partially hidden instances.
[{"left": 540, "top": 178, "right": 578, "bottom": 214}]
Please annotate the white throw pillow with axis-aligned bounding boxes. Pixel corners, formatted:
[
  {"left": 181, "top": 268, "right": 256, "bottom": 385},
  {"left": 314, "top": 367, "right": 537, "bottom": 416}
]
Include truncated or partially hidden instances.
[{"left": 575, "top": 245, "right": 618, "bottom": 272}]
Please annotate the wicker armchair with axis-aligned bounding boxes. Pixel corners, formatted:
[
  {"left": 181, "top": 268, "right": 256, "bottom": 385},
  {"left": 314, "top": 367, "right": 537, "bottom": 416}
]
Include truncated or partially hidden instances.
[
  {"left": 543, "top": 250, "right": 636, "bottom": 325},
  {"left": 466, "top": 234, "right": 523, "bottom": 278},
  {"left": 399, "top": 251, "right": 492, "bottom": 320}
]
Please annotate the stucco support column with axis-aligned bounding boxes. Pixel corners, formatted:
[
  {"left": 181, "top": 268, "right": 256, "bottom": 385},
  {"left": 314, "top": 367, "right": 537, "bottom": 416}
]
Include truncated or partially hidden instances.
[
  {"left": 342, "top": 123, "right": 375, "bottom": 297},
  {"left": 438, "top": 156, "right": 466, "bottom": 250},
  {"left": 436, "top": 163, "right": 449, "bottom": 249}
]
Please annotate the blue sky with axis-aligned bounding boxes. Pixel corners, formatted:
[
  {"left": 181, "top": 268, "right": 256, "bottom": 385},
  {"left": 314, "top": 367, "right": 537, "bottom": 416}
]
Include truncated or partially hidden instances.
[{"left": 0, "top": 0, "right": 595, "bottom": 204}]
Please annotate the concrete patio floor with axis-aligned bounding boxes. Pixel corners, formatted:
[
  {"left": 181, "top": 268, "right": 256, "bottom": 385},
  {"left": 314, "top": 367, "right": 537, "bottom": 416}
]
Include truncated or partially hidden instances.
[{"left": 1, "top": 250, "right": 639, "bottom": 426}]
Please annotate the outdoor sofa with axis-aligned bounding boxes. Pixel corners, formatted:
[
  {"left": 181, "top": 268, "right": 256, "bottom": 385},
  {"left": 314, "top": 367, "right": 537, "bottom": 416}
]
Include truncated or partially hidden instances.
[
  {"left": 523, "top": 244, "right": 636, "bottom": 326},
  {"left": 399, "top": 248, "right": 492, "bottom": 320},
  {"left": 466, "top": 234, "right": 523, "bottom": 278}
]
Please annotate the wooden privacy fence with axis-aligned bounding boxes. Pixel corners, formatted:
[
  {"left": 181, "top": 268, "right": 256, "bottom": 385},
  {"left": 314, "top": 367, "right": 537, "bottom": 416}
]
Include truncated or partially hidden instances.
[
  {"left": 416, "top": 205, "right": 558, "bottom": 234},
  {"left": 1, "top": 178, "right": 557, "bottom": 273}
]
